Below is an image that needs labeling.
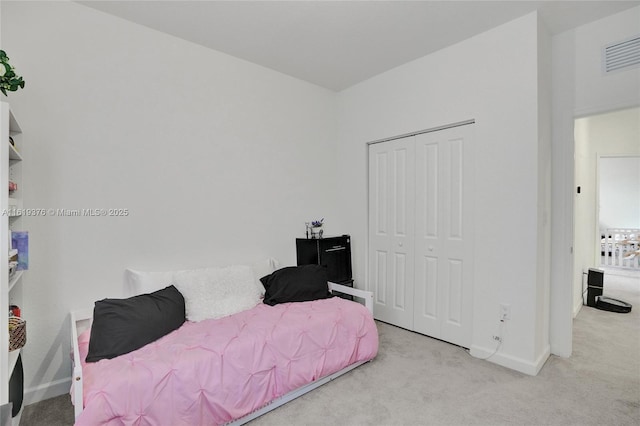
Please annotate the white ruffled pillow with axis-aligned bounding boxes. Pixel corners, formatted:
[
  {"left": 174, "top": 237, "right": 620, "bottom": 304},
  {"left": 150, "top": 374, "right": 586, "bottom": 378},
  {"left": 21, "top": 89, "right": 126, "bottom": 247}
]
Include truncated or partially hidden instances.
[{"left": 173, "top": 265, "right": 262, "bottom": 322}]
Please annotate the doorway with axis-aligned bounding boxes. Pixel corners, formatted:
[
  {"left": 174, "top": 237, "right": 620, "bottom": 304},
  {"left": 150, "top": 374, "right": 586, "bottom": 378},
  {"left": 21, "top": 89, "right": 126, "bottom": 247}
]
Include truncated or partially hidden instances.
[
  {"left": 573, "top": 107, "right": 640, "bottom": 316},
  {"left": 597, "top": 156, "right": 640, "bottom": 269}
]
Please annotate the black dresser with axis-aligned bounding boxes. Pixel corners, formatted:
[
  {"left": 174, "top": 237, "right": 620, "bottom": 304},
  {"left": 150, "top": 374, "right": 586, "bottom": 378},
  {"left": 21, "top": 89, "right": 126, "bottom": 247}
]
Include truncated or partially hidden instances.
[{"left": 296, "top": 235, "right": 353, "bottom": 299}]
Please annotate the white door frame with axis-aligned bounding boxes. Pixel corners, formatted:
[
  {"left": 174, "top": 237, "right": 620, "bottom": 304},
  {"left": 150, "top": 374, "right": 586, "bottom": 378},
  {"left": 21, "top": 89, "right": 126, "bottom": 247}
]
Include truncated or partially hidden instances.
[{"left": 552, "top": 102, "right": 640, "bottom": 358}]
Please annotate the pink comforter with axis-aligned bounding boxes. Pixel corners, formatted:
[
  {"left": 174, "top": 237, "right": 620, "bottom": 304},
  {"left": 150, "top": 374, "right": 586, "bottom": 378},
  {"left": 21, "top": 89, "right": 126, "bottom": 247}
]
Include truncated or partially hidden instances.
[{"left": 75, "top": 297, "right": 378, "bottom": 425}]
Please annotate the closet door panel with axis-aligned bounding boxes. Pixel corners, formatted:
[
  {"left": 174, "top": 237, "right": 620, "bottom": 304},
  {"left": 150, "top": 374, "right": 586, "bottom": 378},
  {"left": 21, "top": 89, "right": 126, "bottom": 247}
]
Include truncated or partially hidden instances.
[
  {"left": 368, "top": 138, "right": 415, "bottom": 329},
  {"left": 414, "top": 137, "right": 441, "bottom": 335},
  {"left": 414, "top": 126, "right": 473, "bottom": 347},
  {"left": 446, "top": 259, "right": 463, "bottom": 325},
  {"left": 423, "top": 143, "right": 439, "bottom": 238},
  {"left": 373, "top": 250, "right": 388, "bottom": 305},
  {"left": 439, "top": 127, "right": 474, "bottom": 348},
  {"left": 421, "top": 256, "right": 438, "bottom": 318},
  {"left": 415, "top": 254, "right": 439, "bottom": 336},
  {"left": 393, "top": 253, "right": 408, "bottom": 311},
  {"left": 447, "top": 138, "right": 463, "bottom": 239}
]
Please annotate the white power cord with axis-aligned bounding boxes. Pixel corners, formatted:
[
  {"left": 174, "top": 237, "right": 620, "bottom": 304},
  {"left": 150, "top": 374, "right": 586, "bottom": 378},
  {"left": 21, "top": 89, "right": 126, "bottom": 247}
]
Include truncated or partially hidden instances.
[{"left": 466, "top": 319, "right": 504, "bottom": 360}]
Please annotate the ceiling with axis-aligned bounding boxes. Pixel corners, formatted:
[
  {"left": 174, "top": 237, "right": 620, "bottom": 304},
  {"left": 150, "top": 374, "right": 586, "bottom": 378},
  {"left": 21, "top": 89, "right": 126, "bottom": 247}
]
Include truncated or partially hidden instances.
[{"left": 78, "top": 1, "right": 640, "bottom": 91}]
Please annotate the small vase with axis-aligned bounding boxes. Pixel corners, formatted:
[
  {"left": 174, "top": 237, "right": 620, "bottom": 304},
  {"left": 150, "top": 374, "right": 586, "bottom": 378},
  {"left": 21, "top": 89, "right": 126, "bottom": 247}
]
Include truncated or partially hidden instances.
[{"left": 311, "top": 226, "right": 323, "bottom": 239}]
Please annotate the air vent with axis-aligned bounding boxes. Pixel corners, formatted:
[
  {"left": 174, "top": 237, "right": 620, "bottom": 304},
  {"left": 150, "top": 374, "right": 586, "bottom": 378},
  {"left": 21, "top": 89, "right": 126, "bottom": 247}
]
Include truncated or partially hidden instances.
[{"left": 603, "top": 35, "right": 640, "bottom": 73}]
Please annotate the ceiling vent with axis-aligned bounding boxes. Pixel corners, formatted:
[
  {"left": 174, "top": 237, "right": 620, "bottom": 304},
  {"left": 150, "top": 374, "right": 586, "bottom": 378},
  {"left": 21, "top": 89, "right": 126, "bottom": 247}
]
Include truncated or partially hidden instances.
[{"left": 603, "top": 35, "right": 640, "bottom": 74}]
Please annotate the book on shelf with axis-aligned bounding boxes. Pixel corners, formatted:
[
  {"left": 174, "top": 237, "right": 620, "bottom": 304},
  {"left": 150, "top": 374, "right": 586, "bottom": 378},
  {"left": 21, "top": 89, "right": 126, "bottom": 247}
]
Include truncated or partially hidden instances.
[{"left": 11, "top": 231, "right": 28, "bottom": 271}]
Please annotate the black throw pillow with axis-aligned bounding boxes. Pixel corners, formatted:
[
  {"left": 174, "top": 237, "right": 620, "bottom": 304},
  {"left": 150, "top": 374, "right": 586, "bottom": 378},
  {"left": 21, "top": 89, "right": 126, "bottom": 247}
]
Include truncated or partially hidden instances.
[
  {"left": 86, "top": 285, "right": 185, "bottom": 363},
  {"left": 261, "top": 265, "right": 333, "bottom": 306}
]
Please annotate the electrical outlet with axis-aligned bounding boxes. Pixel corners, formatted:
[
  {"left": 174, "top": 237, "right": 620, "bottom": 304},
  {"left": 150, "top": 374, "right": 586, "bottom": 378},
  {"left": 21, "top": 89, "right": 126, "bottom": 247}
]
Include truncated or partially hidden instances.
[
  {"left": 500, "top": 304, "right": 511, "bottom": 321},
  {"left": 492, "top": 335, "right": 502, "bottom": 343}
]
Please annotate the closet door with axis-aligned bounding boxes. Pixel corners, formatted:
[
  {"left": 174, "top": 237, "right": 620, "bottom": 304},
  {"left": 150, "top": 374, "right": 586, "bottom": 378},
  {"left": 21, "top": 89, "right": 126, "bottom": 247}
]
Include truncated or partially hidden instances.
[
  {"left": 413, "top": 126, "right": 473, "bottom": 347},
  {"left": 368, "top": 137, "right": 415, "bottom": 329}
]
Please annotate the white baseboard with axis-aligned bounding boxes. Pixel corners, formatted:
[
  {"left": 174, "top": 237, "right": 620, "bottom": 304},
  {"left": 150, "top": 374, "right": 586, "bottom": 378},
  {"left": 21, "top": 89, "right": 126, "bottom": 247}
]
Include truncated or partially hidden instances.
[
  {"left": 470, "top": 343, "right": 551, "bottom": 376},
  {"left": 23, "top": 377, "right": 71, "bottom": 406},
  {"left": 573, "top": 298, "right": 583, "bottom": 318}
]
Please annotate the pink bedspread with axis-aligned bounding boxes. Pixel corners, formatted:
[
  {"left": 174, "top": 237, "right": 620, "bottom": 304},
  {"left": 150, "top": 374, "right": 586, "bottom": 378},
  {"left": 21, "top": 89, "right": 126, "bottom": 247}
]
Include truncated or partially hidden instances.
[{"left": 75, "top": 297, "right": 378, "bottom": 425}]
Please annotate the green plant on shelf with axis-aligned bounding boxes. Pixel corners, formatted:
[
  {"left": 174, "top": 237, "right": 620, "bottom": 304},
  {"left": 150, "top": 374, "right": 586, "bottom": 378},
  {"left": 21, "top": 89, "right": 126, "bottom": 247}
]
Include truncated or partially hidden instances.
[{"left": 0, "top": 50, "right": 25, "bottom": 96}]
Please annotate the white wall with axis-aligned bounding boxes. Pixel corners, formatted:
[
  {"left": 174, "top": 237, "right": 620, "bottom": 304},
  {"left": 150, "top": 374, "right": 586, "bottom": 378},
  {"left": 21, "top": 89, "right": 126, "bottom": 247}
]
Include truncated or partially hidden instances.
[
  {"left": 574, "top": 8, "right": 640, "bottom": 116},
  {"left": 2, "top": 1, "right": 338, "bottom": 403},
  {"left": 550, "top": 6, "right": 640, "bottom": 353},
  {"left": 599, "top": 156, "right": 640, "bottom": 230},
  {"left": 535, "top": 17, "right": 552, "bottom": 364},
  {"left": 337, "top": 12, "right": 549, "bottom": 375},
  {"left": 549, "top": 29, "right": 576, "bottom": 357}
]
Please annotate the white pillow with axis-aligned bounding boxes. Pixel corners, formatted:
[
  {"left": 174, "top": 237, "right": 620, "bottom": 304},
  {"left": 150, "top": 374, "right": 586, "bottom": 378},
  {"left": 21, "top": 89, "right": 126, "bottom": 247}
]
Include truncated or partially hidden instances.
[
  {"left": 173, "top": 265, "right": 261, "bottom": 322},
  {"left": 251, "top": 257, "right": 280, "bottom": 295},
  {"left": 124, "top": 268, "right": 175, "bottom": 298}
]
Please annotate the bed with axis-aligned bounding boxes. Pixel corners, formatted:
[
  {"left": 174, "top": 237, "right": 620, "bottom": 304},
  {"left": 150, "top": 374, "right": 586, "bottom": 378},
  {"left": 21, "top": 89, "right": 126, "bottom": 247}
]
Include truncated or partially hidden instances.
[{"left": 70, "top": 262, "right": 378, "bottom": 425}]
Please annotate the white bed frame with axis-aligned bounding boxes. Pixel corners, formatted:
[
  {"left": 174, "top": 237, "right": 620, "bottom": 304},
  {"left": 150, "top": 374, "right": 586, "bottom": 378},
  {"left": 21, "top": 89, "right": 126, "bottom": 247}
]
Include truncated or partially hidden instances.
[{"left": 70, "top": 282, "right": 374, "bottom": 423}]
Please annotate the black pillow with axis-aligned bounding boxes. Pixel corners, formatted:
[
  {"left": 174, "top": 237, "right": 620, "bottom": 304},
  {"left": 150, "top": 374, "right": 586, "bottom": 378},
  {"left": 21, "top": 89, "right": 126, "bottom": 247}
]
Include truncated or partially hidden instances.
[
  {"left": 261, "top": 265, "right": 333, "bottom": 306},
  {"left": 86, "top": 285, "right": 185, "bottom": 363}
]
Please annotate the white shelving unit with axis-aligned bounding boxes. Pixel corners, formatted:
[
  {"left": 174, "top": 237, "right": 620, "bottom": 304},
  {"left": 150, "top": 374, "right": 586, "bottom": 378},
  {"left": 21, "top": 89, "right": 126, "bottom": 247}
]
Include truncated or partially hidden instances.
[
  {"left": 0, "top": 101, "right": 24, "bottom": 424},
  {"left": 7, "top": 272, "right": 22, "bottom": 294}
]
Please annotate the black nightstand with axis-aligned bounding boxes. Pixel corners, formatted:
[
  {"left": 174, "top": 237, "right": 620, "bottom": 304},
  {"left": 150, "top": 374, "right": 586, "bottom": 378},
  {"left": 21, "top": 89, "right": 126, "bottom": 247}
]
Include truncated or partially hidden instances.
[{"left": 296, "top": 235, "right": 354, "bottom": 300}]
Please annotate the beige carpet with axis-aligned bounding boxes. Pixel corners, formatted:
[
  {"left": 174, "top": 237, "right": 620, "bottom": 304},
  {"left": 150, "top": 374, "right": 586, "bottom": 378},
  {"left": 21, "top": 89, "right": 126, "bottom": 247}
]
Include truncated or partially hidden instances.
[{"left": 20, "top": 269, "right": 639, "bottom": 425}]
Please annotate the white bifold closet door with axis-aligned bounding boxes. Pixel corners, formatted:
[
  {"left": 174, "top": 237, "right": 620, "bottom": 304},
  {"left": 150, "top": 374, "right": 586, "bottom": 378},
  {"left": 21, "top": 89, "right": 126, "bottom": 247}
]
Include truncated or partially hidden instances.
[
  {"left": 368, "top": 125, "right": 473, "bottom": 348},
  {"left": 368, "top": 136, "right": 416, "bottom": 330}
]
